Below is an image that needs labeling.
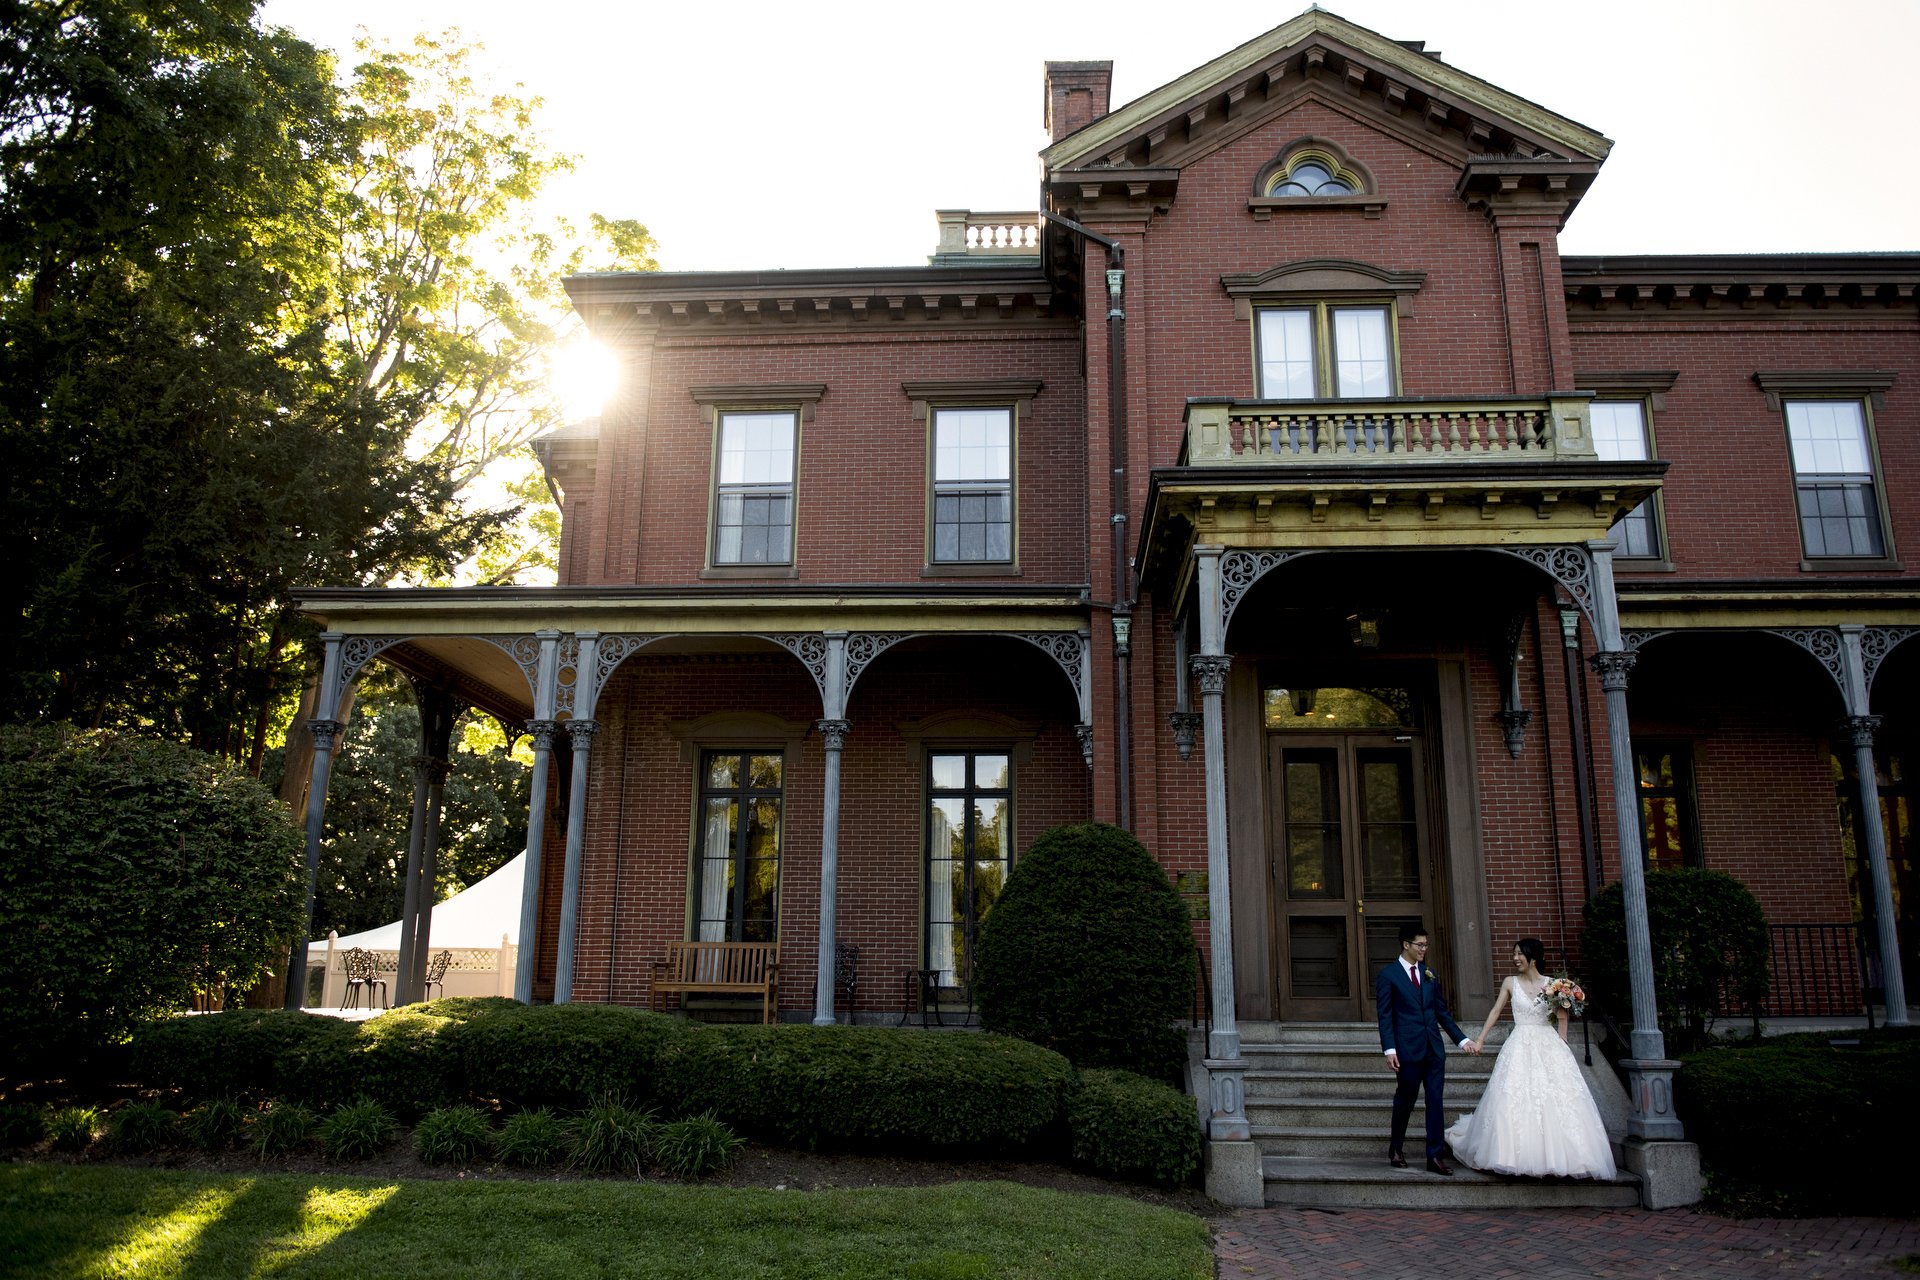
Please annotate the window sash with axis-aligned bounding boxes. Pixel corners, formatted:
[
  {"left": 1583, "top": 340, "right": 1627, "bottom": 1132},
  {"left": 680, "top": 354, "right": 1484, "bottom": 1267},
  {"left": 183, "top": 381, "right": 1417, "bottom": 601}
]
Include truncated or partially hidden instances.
[
  {"left": 1257, "top": 309, "right": 1317, "bottom": 399},
  {"left": 1784, "top": 400, "right": 1884, "bottom": 558},
  {"left": 712, "top": 411, "right": 797, "bottom": 566},
  {"left": 1257, "top": 304, "right": 1393, "bottom": 399},
  {"left": 926, "top": 751, "right": 1011, "bottom": 987},
  {"left": 1591, "top": 400, "right": 1662, "bottom": 559},
  {"left": 930, "top": 407, "right": 1013, "bottom": 563},
  {"left": 1331, "top": 307, "right": 1392, "bottom": 397}
]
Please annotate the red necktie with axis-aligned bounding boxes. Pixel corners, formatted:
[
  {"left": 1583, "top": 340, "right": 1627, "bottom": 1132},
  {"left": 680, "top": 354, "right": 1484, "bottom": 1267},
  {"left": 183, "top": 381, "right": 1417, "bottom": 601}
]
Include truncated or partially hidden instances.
[{"left": 1411, "top": 966, "right": 1421, "bottom": 988}]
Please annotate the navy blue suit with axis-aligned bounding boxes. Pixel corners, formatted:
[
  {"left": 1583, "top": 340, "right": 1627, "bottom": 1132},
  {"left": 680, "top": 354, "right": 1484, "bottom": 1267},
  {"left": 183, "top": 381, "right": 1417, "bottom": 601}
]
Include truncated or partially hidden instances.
[{"left": 1376, "top": 958, "right": 1468, "bottom": 1160}]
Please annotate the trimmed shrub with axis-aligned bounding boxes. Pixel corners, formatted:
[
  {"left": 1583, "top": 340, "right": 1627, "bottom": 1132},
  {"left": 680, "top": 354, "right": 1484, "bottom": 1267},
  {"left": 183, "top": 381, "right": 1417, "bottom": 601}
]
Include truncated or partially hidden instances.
[
  {"left": 108, "top": 1101, "right": 177, "bottom": 1154},
  {"left": 0, "top": 725, "right": 304, "bottom": 1077},
  {"left": 128, "top": 1010, "right": 358, "bottom": 1107},
  {"left": 318, "top": 1098, "right": 399, "bottom": 1160},
  {"left": 973, "top": 823, "right": 1196, "bottom": 1082},
  {"left": 1066, "top": 1069, "right": 1201, "bottom": 1187},
  {"left": 655, "top": 1024, "right": 1073, "bottom": 1154},
  {"left": 1584, "top": 868, "right": 1770, "bottom": 1048},
  {"left": 185, "top": 1098, "right": 247, "bottom": 1152},
  {"left": 1677, "top": 1028, "right": 1919, "bottom": 1216},
  {"left": 414, "top": 1105, "right": 491, "bottom": 1165},
  {"left": 441, "top": 1003, "right": 687, "bottom": 1110},
  {"left": 654, "top": 1111, "right": 743, "bottom": 1177},
  {"left": 568, "top": 1096, "right": 657, "bottom": 1175},
  {"left": 249, "top": 1100, "right": 315, "bottom": 1156},
  {"left": 0, "top": 1102, "right": 45, "bottom": 1148},
  {"left": 494, "top": 1107, "right": 568, "bottom": 1169},
  {"left": 47, "top": 1105, "right": 102, "bottom": 1153},
  {"left": 350, "top": 1009, "right": 460, "bottom": 1120}
]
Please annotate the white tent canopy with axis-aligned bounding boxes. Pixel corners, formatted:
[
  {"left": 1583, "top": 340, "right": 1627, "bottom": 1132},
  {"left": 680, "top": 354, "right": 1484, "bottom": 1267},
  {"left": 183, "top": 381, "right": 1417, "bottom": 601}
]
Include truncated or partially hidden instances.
[{"left": 320, "top": 850, "right": 525, "bottom": 951}]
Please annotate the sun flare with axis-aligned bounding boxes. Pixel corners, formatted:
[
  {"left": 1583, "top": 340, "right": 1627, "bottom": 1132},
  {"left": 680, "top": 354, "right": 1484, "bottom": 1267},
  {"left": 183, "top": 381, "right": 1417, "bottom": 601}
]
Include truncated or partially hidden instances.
[{"left": 551, "top": 340, "right": 620, "bottom": 420}]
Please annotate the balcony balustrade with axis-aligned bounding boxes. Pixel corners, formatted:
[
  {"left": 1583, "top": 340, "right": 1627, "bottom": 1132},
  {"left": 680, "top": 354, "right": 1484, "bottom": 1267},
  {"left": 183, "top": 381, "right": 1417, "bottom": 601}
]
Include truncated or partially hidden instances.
[
  {"left": 1182, "top": 393, "right": 1598, "bottom": 466},
  {"left": 932, "top": 210, "right": 1041, "bottom": 263}
]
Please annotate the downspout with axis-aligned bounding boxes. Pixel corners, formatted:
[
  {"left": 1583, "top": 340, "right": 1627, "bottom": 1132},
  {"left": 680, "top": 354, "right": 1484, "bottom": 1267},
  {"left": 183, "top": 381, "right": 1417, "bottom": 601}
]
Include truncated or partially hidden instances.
[{"left": 1040, "top": 206, "right": 1134, "bottom": 831}]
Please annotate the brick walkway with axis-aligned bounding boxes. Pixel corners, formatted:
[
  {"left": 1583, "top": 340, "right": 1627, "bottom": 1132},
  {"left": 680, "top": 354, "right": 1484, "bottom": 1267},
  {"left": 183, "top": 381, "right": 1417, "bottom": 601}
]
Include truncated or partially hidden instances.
[{"left": 1213, "top": 1208, "right": 1920, "bottom": 1279}]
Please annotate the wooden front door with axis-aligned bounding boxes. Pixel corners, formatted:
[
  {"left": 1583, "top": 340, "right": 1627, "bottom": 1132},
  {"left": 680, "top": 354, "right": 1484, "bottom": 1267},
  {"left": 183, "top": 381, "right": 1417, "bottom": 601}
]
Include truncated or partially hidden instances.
[{"left": 1269, "top": 733, "right": 1435, "bottom": 1020}]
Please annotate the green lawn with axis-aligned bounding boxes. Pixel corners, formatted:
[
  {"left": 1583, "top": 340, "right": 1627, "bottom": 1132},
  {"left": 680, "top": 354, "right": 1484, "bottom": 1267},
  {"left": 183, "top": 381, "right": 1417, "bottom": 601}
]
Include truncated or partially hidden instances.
[{"left": 0, "top": 1165, "right": 1212, "bottom": 1280}]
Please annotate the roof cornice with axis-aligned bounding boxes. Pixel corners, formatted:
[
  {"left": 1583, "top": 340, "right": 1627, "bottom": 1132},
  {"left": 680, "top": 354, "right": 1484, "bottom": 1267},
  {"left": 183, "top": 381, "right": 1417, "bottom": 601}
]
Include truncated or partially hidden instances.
[{"left": 1041, "top": 8, "right": 1611, "bottom": 172}]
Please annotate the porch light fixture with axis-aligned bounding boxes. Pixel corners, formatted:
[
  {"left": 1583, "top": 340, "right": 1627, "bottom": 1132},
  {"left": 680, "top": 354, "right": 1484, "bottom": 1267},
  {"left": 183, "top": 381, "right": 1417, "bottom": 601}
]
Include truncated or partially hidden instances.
[
  {"left": 1288, "top": 688, "right": 1317, "bottom": 717},
  {"left": 1347, "top": 612, "right": 1381, "bottom": 650}
]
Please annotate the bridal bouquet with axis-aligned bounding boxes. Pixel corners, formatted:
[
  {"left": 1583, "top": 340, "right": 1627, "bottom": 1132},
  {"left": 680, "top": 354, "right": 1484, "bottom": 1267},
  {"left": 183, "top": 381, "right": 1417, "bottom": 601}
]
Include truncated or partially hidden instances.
[{"left": 1537, "top": 976, "right": 1586, "bottom": 1016}]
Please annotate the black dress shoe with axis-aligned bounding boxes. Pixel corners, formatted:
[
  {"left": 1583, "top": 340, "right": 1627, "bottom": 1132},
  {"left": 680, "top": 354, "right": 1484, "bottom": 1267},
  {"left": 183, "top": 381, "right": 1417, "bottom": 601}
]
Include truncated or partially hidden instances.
[
  {"left": 1426, "top": 1156, "right": 1455, "bottom": 1176},
  {"left": 1388, "top": 1151, "right": 1408, "bottom": 1169}
]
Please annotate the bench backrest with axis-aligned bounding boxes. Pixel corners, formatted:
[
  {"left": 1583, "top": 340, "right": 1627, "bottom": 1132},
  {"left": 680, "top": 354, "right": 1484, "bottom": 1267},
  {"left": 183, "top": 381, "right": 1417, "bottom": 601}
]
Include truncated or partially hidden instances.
[{"left": 665, "top": 941, "right": 777, "bottom": 985}]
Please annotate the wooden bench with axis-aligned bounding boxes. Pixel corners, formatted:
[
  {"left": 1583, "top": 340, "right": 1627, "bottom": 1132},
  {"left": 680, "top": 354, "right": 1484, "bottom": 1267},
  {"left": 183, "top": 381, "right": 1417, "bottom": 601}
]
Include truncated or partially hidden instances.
[{"left": 650, "top": 941, "right": 780, "bottom": 1024}]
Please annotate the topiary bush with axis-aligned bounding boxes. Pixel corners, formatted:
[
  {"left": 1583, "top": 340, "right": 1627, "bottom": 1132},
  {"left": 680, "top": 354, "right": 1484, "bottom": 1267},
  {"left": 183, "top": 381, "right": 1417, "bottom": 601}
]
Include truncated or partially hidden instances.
[
  {"left": 1066, "top": 1069, "right": 1201, "bottom": 1188},
  {"left": 414, "top": 1105, "right": 492, "bottom": 1165},
  {"left": 654, "top": 1111, "right": 743, "bottom": 1178},
  {"left": 440, "top": 1003, "right": 687, "bottom": 1110},
  {"left": 108, "top": 1101, "right": 177, "bottom": 1154},
  {"left": 1583, "top": 868, "right": 1770, "bottom": 1049},
  {"left": 655, "top": 1024, "right": 1073, "bottom": 1155},
  {"left": 1677, "top": 1028, "right": 1920, "bottom": 1216},
  {"left": 973, "top": 822, "right": 1196, "bottom": 1082},
  {"left": 0, "top": 725, "right": 305, "bottom": 1079},
  {"left": 128, "top": 1009, "right": 359, "bottom": 1107},
  {"left": 494, "top": 1107, "right": 568, "bottom": 1169},
  {"left": 318, "top": 1098, "right": 399, "bottom": 1160}
]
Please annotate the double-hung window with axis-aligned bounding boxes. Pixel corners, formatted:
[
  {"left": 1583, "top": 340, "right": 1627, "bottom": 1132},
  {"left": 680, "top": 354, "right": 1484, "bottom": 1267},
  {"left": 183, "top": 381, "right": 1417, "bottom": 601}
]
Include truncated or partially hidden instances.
[
  {"left": 692, "top": 383, "right": 823, "bottom": 575},
  {"left": 1755, "top": 371, "right": 1897, "bottom": 566},
  {"left": 1591, "top": 401, "right": 1662, "bottom": 559},
  {"left": 713, "top": 411, "right": 795, "bottom": 565},
  {"left": 1256, "top": 304, "right": 1395, "bottom": 399},
  {"left": 932, "top": 407, "right": 1012, "bottom": 563}
]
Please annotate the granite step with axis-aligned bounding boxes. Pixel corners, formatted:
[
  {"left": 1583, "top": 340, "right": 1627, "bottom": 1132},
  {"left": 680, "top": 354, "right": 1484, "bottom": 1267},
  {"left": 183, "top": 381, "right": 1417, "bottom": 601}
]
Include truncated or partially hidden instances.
[
  {"left": 1261, "top": 1155, "right": 1641, "bottom": 1209},
  {"left": 1245, "top": 1068, "right": 1491, "bottom": 1100}
]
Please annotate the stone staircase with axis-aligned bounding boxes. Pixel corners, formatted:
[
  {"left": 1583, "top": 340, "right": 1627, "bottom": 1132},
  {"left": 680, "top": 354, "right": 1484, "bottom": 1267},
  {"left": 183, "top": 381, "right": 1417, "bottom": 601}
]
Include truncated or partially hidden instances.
[{"left": 1240, "top": 1020, "right": 1641, "bottom": 1208}]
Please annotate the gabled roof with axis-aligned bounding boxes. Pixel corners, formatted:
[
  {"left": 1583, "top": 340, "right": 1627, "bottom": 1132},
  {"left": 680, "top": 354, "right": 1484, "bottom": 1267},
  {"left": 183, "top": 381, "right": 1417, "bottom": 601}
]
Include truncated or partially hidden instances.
[{"left": 1043, "top": 8, "right": 1611, "bottom": 173}]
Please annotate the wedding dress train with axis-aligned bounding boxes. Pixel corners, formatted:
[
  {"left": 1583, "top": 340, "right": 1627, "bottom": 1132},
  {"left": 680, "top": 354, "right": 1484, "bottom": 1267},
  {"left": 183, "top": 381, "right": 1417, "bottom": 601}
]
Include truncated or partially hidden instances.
[{"left": 1443, "top": 982, "right": 1617, "bottom": 1179}]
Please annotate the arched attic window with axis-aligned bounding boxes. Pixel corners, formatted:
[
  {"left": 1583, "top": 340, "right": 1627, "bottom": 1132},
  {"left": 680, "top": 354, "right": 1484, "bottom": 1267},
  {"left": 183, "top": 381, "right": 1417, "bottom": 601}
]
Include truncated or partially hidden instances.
[{"left": 1250, "top": 139, "right": 1384, "bottom": 220}]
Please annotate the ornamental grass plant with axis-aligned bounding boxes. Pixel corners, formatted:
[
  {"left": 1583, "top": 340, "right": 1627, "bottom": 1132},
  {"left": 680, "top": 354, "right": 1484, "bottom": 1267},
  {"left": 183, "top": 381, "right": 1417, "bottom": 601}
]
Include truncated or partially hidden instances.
[
  {"left": 248, "top": 1101, "right": 314, "bottom": 1156},
  {"left": 568, "top": 1095, "right": 657, "bottom": 1175},
  {"left": 317, "top": 1098, "right": 399, "bottom": 1160},
  {"left": 106, "top": 1102, "right": 176, "bottom": 1154},
  {"left": 653, "top": 1111, "right": 743, "bottom": 1177},
  {"left": 184, "top": 1098, "right": 247, "bottom": 1152},
  {"left": 413, "top": 1105, "right": 492, "bottom": 1165},
  {"left": 0, "top": 1103, "right": 45, "bottom": 1148},
  {"left": 45, "top": 1106, "right": 101, "bottom": 1153}
]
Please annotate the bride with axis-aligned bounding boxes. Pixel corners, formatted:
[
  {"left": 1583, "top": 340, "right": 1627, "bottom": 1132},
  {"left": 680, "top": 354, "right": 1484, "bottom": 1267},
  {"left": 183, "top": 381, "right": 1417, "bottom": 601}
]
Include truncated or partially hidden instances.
[{"left": 1445, "top": 937, "right": 1617, "bottom": 1179}]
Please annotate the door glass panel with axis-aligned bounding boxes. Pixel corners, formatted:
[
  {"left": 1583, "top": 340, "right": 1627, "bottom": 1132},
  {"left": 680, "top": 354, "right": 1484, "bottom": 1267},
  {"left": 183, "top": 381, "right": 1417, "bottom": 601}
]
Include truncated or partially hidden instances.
[
  {"left": 1265, "top": 687, "right": 1417, "bottom": 730},
  {"left": 976, "top": 754, "right": 1010, "bottom": 789},
  {"left": 696, "top": 797, "right": 737, "bottom": 942},
  {"left": 1288, "top": 917, "right": 1349, "bottom": 997},
  {"left": 1357, "top": 750, "right": 1420, "bottom": 899},
  {"left": 1284, "top": 751, "right": 1343, "bottom": 898},
  {"left": 1366, "top": 916, "right": 1422, "bottom": 983}
]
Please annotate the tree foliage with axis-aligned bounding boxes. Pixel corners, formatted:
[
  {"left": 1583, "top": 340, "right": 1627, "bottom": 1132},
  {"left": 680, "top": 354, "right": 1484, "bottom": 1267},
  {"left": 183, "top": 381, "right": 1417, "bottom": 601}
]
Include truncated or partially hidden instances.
[
  {"left": 0, "top": 7, "right": 658, "bottom": 768},
  {"left": 0, "top": 723, "right": 305, "bottom": 1077},
  {"left": 973, "top": 823, "right": 1197, "bottom": 1082},
  {"left": 262, "top": 687, "right": 530, "bottom": 938},
  {"left": 1582, "top": 867, "right": 1771, "bottom": 1048}
]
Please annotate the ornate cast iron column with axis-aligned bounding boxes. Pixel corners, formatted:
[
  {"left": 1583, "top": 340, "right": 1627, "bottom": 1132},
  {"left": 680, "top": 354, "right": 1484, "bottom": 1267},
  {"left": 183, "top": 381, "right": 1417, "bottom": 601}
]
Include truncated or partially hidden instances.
[
  {"left": 285, "top": 633, "right": 346, "bottom": 1009},
  {"left": 1839, "top": 625, "right": 1909, "bottom": 1025},
  {"left": 813, "top": 631, "right": 851, "bottom": 1027},
  {"left": 552, "top": 715, "right": 599, "bottom": 1004},
  {"left": 1585, "top": 542, "right": 1682, "bottom": 1139},
  {"left": 514, "top": 631, "right": 562, "bottom": 1003},
  {"left": 1558, "top": 607, "right": 1602, "bottom": 901},
  {"left": 397, "top": 681, "right": 464, "bottom": 1004},
  {"left": 1193, "top": 546, "right": 1249, "bottom": 1141},
  {"left": 1169, "top": 611, "right": 1201, "bottom": 761}
]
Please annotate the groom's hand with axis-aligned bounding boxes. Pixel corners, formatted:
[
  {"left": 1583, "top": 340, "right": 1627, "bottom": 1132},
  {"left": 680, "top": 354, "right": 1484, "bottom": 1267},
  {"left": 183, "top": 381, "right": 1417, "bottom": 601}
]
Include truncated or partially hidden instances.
[{"left": 1385, "top": 1050, "right": 1401, "bottom": 1072}]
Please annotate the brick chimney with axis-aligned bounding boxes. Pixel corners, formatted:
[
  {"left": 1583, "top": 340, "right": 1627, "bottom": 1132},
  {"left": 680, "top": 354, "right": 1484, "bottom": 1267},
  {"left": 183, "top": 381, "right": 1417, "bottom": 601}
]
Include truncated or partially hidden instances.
[{"left": 1044, "top": 61, "right": 1113, "bottom": 144}]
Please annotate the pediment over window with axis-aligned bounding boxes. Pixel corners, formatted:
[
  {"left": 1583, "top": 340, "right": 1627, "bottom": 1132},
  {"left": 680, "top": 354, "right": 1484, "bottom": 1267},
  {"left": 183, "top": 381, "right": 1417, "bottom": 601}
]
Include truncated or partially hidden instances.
[
  {"left": 1042, "top": 9, "right": 1609, "bottom": 221},
  {"left": 1222, "top": 259, "right": 1427, "bottom": 318}
]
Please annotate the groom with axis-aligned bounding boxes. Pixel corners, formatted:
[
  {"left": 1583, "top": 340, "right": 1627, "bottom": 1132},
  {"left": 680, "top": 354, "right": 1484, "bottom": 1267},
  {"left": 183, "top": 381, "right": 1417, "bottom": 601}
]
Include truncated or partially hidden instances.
[{"left": 1376, "top": 923, "right": 1474, "bottom": 1175}]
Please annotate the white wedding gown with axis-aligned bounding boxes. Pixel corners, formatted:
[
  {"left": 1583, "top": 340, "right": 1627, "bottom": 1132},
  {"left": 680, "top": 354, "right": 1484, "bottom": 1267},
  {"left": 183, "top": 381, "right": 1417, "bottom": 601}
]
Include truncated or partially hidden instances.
[{"left": 1444, "top": 980, "right": 1617, "bottom": 1179}]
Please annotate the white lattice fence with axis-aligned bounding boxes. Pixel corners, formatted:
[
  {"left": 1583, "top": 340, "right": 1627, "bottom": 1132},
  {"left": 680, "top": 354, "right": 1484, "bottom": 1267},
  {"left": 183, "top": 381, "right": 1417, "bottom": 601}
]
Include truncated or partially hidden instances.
[{"left": 313, "top": 932, "right": 517, "bottom": 1007}]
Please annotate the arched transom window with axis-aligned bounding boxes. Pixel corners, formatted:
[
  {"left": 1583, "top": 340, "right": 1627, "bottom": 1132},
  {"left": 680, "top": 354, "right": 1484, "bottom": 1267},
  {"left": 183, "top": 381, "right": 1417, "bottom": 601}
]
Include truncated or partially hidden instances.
[{"left": 1266, "top": 151, "right": 1361, "bottom": 197}]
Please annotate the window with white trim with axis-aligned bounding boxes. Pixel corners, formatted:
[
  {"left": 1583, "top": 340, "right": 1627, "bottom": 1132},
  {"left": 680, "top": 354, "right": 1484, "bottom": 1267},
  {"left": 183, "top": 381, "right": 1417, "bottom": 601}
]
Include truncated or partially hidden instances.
[{"left": 1591, "top": 401, "right": 1662, "bottom": 559}]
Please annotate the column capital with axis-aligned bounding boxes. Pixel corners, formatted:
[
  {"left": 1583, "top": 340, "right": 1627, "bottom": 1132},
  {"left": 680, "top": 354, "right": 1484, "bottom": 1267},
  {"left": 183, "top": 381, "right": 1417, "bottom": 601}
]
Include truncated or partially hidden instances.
[
  {"left": 411, "top": 755, "right": 456, "bottom": 784},
  {"left": 1842, "top": 714, "right": 1882, "bottom": 750},
  {"left": 1588, "top": 648, "right": 1636, "bottom": 691},
  {"left": 306, "top": 718, "right": 344, "bottom": 749},
  {"left": 1075, "top": 722, "right": 1094, "bottom": 766},
  {"left": 1168, "top": 711, "right": 1202, "bottom": 761},
  {"left": 564, "top": 718, "right": 600, "bottom": 746},
  {"left": 1190, "top": 652, "right": 1233, "bottom": 695},
  {"left": 526, "top": 718, "right": 559, "bottom": 750},
  {"left": 816, "top": 717, "right": 850, "bottom": 750}
]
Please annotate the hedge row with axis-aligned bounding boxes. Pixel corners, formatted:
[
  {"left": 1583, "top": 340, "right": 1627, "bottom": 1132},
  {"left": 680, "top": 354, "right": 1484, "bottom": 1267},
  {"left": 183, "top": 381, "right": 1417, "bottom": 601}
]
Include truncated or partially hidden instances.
[
  {"left": 121, "top": 1000, "right": 1198, "bottom": 1184},
  {"left": 1675, "top": 1027, "right": 1919, "bottom": 1215}
]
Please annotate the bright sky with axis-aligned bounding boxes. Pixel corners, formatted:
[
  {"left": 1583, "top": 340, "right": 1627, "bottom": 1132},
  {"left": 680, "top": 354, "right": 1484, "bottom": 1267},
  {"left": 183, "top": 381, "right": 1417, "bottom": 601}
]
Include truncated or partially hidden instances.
[{"left": 257, "top": 0, "right": 1919, "bottom": 272}]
